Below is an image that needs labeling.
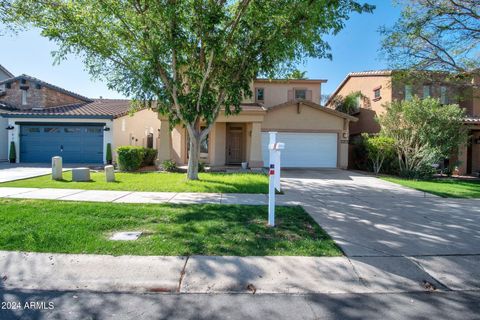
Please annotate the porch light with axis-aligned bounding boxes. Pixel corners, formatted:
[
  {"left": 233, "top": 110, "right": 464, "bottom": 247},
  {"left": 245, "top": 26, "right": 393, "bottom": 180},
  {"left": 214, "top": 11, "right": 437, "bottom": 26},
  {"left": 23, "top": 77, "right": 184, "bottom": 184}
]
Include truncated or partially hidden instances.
[
  {"left": 103, "top": 126, "right": 111, "bottom": 132},
  {"left": 5, "top": 125, "right": 14, "bottom": 130}
]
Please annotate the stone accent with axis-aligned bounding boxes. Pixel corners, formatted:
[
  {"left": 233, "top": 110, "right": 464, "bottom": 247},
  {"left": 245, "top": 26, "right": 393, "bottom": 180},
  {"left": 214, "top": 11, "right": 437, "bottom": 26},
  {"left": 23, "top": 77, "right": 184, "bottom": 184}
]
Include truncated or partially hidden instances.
[
  {"left": 105, "top": 165, "right": 115, "bottom": 182},
  {"left": 51, "top": 156, "right": 63, "bottom": 181}
]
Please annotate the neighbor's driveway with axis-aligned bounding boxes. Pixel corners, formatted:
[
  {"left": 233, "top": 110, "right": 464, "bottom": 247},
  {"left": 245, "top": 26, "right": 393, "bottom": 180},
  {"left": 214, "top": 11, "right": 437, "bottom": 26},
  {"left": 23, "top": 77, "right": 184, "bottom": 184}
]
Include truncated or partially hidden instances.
[
  {"left": 0, "top": 163, "right": 52, "bottom": 183},
  {"left": 282, "top": 169, "right": 480, "bottom": 257}
]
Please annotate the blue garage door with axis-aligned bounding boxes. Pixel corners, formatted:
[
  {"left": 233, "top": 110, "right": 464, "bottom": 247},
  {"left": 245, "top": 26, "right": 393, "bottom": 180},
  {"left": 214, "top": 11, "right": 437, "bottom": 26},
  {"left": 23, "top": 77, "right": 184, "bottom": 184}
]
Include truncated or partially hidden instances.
[{"left": 20, "top": 124, "right": 104, "bottom": 163}]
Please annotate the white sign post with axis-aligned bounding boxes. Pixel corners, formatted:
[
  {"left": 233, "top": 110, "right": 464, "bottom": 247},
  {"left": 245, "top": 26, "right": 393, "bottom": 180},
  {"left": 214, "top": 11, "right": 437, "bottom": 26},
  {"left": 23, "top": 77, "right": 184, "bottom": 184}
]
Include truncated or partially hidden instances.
[{"left": 268, "top": 132, "right": 285, "bottom": 227}]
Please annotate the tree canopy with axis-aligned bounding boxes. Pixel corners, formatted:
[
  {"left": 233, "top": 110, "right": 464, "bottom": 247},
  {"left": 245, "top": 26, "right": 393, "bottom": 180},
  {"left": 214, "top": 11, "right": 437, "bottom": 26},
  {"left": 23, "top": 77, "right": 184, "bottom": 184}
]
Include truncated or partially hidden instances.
[
  {"left": 5, "top": 0, "right": 374, "bottom": 179},
  {"left": 380, "top": 0, "right": 480, "bottom": 76}
]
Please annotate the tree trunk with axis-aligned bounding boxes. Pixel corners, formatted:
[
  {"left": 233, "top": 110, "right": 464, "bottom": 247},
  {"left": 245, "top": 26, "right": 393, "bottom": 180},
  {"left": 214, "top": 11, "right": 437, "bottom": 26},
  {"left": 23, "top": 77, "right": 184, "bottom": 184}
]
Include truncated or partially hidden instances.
[{"left": 187, "top": 134, "right": 201, "bottom": 180}]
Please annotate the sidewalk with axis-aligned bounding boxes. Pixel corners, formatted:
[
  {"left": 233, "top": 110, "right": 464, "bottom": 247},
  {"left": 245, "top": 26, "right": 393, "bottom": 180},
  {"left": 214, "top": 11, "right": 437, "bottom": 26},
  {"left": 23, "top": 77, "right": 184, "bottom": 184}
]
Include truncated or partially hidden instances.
[
  {"left": 0, "top": 187, "right": 303, "bottom": 205},
  {"left": 1, "top": 251, "right": 471, "bottom": 295}
]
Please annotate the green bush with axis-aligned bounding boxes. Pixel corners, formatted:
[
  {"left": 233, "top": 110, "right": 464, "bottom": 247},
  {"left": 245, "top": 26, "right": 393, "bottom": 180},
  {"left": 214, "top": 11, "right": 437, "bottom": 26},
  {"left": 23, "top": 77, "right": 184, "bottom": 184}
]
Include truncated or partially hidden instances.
[
  {"left": 106, "top": 143, "right": 113, "bottom": 164},
  {"left": 142, "top": 148, "right": 157, "bottom": 166},
  {"left": 198, "top": 162, "right": 206, "bottom": 173},
  {"left": 116, "top": 146, "right": 145, "bottom": 171},
  {"left": 9, "top": 141, "right": 16, "bottom": 163},
  {"left": 363, "top": 134, "right": 395, "bottom": 175},
  {"left": 162, "top": 159, "right": 177, "bottom": 172}
]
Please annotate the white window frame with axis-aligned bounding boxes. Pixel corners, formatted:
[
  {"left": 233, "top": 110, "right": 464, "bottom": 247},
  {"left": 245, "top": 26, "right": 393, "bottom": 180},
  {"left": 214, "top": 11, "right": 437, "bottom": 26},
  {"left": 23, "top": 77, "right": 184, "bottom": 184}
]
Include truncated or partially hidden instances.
[
  {"left": 21, "top": 90, "right": 27, "bottom": 105},
  {"left": 255, "top": 88, "right": 265, "bottom": 102}
]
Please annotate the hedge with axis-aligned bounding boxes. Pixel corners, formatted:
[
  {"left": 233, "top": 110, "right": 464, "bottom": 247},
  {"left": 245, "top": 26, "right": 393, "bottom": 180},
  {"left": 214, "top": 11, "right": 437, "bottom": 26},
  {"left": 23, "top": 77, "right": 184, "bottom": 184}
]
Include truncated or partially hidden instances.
[{"left": 116, "top": 146, "right": 157, "bottom": 171}]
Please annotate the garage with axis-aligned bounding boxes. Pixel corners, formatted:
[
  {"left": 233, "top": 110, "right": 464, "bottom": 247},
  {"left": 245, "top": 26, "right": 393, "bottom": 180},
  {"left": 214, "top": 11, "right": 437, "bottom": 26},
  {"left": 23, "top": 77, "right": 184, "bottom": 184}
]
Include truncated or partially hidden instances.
[
  {"left": 20, "top": 123, "right": 104, "bottom": 163},
  {"left": 261, "top": 132, "right": 338, "bottom": 168}
]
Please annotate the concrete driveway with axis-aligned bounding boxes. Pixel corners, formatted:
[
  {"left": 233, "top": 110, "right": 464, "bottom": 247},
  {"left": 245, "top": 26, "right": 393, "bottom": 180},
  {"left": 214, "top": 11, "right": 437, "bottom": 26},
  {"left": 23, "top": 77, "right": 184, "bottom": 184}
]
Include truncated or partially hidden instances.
[
  {"left": 282, "top": 169, "right": 480, "bottom": 257},
  {"left": 0, "top": 163, "right": 53, "bottom": 183}
]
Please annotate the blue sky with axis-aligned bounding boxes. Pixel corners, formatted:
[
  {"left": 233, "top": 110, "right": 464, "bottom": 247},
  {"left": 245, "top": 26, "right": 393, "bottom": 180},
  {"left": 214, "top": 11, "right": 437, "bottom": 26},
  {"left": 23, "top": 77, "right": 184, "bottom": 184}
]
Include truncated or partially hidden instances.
[{"left": 0, "top": 0, "right": 402, "bottom": 99}]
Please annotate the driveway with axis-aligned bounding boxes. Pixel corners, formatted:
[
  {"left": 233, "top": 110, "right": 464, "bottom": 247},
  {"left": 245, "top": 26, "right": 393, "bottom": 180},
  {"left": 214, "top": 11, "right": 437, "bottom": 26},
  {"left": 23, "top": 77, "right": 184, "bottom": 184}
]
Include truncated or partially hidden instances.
[
  {"left": 0, "top": 163, "right": 53, "bottom": 183},
  {"left": 282, "top": 169, "right": 480, "bottom": 257}
]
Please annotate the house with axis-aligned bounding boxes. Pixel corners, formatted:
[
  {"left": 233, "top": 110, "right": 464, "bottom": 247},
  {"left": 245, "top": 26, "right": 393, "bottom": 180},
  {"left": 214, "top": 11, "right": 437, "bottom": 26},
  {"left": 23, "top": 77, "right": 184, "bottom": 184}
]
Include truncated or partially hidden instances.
[
  {"left": 325, "top": 70, "right": 480, "bottom": 175},
  {"left": 0, "top": 64, "right": 15, "bottom": 161},
  {"left": 157, "top": 79, "right": 357, "bottom": 169},
  {"left": 0, "top": 74, "right": 159, "bottom": 163}
]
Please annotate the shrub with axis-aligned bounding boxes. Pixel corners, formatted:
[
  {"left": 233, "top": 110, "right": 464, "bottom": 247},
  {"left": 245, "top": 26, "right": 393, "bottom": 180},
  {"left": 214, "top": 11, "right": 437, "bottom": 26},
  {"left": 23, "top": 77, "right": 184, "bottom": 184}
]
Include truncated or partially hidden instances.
[
  {"left": 116, "top": 146, "right": 145, "bottom": 171},
  {"left": 162, "top": 159, "right": 177, "bottom": 172},
  {"left": 9, "top": 141, "right": 16, "bottom": 163},
  {"left": 198, "top": 162, "right": 206, "bottom": 173},
  {"left": 142, "top": 148, "right": 157, "bottom": 166},
  {"left": 363, "top": 134, "right": 395, "bottom": 175},
  {"left": 106, "top": 143, "right": 113, "bottom": 164}
]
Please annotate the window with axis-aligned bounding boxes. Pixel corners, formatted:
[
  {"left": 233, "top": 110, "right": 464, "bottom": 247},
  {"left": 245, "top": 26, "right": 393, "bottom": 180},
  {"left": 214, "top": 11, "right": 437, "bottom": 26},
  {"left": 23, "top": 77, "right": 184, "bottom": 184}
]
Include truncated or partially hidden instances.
[
  {"left": 294, "top": 89, "right": 307, "bottom": 100},
  {"left": 5, "top": 83, "right": 11, "bottom": 89},
  {"left": 21, "top": 90, "right": 27, "bottom": 105},
  {"left": 404, "top": 85, "right": 413, "bottom": 101},
  {"left": 440, "top": 86, "right": 448, "bottom": 104},
  {"left": 423, "top": 85, "right": 431, "bottom": 98},
  {"left": 86, "top": 127, "right": 102, "bottom": 134},
  {"left": 373, "top": 87, "right": 381, "bottom": 100},
  {"left": 255, "top": 88, "right": 264, "bottom": 101},
  {"left": 64, "top": 127, "right": 81, "bottom": 133},
  {"left": 28, "top": 127, "right": 40, "bottom": 133},
  {"left": 44, "top": 127, "right": 60, "bottom": 133}
]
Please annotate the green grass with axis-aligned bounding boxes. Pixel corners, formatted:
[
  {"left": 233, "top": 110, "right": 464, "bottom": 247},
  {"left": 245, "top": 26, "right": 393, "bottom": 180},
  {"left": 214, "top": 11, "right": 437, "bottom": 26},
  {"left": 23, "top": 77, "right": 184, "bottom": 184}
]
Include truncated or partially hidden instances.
[
  {"left": 0, "top": 199, "right": 341, "bottom": 257},
  {"left": 0, "top": 171, "right": 268, "bottom": 194},
  {"left": 382, "top": 177, "right": 480, "bottom": 198}
]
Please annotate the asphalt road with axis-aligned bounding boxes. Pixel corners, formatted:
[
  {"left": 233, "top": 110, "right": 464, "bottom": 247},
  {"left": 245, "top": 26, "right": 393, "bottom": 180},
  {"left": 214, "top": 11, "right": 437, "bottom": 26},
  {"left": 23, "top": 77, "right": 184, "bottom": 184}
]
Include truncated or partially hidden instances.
[{"left": 1, "top": 289, "right": 480, "bottom": 320}]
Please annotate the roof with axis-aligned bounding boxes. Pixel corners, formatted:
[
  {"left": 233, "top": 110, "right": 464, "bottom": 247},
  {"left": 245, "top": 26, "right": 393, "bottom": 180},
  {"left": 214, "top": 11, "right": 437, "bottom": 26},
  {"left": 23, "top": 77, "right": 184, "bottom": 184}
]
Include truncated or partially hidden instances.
[
  {"left": 0, "top": 99, "right": 135, "bottom": 119},
  {"left": 326, "top": 70, "right": 394, "bottom": 106},
  {"left": 0, "top": 64, "right": 14, "bottom": 78},
  {"left": 268, "top": 100, "right": 358, "bottom": 122},
  {"left": 254, "top": 78, "right": 327, "bottom": 84},
  {"left": 0, "top": 74, "right": 93, "bottom": 103}
]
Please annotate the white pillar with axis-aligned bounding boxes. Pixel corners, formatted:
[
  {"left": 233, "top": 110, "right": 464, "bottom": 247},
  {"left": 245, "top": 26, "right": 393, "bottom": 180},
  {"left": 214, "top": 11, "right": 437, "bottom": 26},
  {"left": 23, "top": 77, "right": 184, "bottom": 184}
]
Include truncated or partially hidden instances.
[
  {"left": 52, "top": 156, "right": 63, "bottom": 181},
  {"left": 268, "top": 132, "right": 277, "bottom": 227}
]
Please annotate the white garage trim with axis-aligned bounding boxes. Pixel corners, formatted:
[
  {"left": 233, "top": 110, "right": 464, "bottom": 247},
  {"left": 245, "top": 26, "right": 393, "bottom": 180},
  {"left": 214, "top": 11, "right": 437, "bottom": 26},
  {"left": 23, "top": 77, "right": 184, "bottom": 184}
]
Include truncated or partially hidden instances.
[{"left": 261, "top": 131, "right": 339, "bottom": 168}]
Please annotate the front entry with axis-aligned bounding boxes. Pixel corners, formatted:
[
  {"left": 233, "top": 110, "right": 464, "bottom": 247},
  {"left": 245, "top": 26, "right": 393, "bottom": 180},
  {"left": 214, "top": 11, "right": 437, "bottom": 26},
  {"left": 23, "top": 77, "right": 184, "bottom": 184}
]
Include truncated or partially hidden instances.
[{"left": 226, "top": 124, "right": 244, "bottom": 164}]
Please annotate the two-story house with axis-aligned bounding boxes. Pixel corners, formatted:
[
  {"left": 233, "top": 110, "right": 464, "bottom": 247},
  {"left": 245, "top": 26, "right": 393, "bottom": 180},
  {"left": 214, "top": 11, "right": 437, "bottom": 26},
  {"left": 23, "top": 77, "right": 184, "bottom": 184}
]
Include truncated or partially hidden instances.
[
  {"left": 325, "top": 70, "right": 480, "bottom": 175},
  {"left": 157, "top": 78, "right": 357, "bottom": 169}
]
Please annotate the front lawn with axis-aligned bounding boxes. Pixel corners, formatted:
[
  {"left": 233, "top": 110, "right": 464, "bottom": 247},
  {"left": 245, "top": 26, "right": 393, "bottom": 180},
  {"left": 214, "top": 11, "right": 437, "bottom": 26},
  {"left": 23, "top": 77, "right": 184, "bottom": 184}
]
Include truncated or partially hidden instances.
[
  {"left": 0, "top": 171, "right": 268, "bottom": 194},
  {"left": 382, "top": 177, "right": 480, "bottom": 198},
  {"left": 0, "top": 199, "right": 341, "bottom": 256}
]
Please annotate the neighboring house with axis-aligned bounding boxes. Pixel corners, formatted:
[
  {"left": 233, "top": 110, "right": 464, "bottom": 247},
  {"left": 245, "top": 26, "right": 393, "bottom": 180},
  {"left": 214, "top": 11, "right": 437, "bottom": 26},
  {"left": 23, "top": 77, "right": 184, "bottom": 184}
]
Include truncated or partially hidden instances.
[
  {"left": 325, "top": 70, "right": 480, "bottom": 175},
  {"left": 0, "top": 64, "right": 15, "bottom": 161},
  {"left": 157, "top": 79, "right": 357, "bottom": 169},
  {"left": 0, "top": 74, "right": 159, "bottom": 163}
]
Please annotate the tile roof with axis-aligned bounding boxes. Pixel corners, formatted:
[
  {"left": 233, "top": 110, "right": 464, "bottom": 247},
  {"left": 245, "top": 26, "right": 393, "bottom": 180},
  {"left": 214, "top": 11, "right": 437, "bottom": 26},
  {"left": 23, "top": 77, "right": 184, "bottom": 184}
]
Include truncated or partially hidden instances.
[
  {"left": 464, "top": 117, "right": 480, "bottom": 125},
  {"left": 0, "top": 99, "right": 135, "bottom": 119},
  {"left": 0, "top": 74, "right": 93, "bottom": 103}
]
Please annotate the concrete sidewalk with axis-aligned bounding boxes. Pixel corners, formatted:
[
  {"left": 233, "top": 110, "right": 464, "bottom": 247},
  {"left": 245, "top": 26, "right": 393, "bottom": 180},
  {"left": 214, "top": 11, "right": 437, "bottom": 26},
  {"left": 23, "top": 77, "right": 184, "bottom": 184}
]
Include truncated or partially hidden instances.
[
  {"left": 1, "top": 251, "right": 478, "bottom": 295},
  {"left": 0, "top": 187, "right": 302, "bottom": 205}
]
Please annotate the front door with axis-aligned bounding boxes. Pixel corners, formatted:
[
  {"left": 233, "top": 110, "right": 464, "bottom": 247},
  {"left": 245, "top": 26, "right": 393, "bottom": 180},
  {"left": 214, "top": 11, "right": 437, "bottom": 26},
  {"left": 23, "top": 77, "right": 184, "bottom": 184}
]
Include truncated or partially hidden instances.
[{"left": 227, "top": 125, "right": 243, "bottom": 164}]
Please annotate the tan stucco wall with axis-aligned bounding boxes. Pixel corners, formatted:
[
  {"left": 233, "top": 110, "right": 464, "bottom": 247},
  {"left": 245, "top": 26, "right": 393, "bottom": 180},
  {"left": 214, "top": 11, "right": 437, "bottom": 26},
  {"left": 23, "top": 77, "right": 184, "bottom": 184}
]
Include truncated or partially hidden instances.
[
  {"left": 248, "top": 80, "right": 323, "bottom": 107},
  {"left": 327, "top": 75, "right": 393, "bottom": 136},
  {"left": 112, "top": 108, "right": 160, "bottom": 157}
]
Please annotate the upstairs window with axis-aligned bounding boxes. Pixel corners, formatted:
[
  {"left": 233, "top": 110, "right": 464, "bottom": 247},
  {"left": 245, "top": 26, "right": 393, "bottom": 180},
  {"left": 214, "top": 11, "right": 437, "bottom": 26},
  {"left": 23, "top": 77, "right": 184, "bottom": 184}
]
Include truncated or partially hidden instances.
[
  {"left": 294, "top": 89, "right": 307, "bottom": 100},
  {"left": 404, "top": 85, "right": 413, "bottom": 101},
  {"left": 440, "top": 86, "right": 448, "bottom": 104},
  {"left": 21, "top": 90, "right": 27, "bottom": 105},
  {"left": 423, "top": 85, "right": 431, "bottom": 98},
  {"left": 373, "top": 87, "right": 381, "bottom": 100},
  {"left": 255, "top": 88, "right": 264, "bottom": 102}
]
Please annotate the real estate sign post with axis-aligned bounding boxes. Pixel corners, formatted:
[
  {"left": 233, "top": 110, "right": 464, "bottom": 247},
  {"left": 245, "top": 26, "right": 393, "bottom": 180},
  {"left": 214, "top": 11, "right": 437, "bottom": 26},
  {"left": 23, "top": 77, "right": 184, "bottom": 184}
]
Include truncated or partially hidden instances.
[{"left": 268, "top": 132, "right": 285, "bottom": 227}]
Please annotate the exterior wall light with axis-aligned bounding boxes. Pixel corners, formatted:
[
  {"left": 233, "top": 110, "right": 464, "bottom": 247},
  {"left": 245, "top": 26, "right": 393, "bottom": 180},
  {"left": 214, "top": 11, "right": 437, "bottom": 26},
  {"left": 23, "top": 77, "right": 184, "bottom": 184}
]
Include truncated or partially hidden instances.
[
  {"left": 6, "top": 126, "right": 14, "bottom": 130},
  {"left": 103, "top": 126, "right": 111, "bottom": 132}
]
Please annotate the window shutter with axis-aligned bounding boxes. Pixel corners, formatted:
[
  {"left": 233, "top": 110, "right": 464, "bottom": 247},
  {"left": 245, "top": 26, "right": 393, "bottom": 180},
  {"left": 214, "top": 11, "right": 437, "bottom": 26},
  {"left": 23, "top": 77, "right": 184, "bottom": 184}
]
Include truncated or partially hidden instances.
[
  {"left": 288, "top": 90, "right": 293, "bottom": 101},
  {"left": 306, "top": 90, "right": 312, "bottom": 101}
]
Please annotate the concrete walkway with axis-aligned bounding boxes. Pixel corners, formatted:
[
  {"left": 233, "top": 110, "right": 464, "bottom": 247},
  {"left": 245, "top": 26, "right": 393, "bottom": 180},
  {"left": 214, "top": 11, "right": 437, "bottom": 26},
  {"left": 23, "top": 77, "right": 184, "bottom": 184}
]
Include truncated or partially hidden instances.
[
  {"left": 0, "top": 187, "right": 275, "bottom": 205},
  {"left": 1, "top": 250, "right": 476, "bottom": 295}
]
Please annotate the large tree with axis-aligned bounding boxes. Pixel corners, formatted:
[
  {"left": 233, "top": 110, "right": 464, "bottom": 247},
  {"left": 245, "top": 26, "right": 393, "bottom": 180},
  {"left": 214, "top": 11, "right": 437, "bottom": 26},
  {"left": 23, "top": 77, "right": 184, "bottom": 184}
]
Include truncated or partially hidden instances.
[
  {"left": 6, "top": 0, "right": 373, "bottom": 179},
  {"left": 381, "top": 0, "right": 479, "bottom": 77}
]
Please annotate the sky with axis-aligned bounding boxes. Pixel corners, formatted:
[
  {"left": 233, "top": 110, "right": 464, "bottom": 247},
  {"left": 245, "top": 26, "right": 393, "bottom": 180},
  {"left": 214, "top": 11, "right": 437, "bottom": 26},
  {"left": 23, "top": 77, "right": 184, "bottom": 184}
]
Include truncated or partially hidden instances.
[{"left": 0, "top": 0, "right": 402, "bottom": 100}]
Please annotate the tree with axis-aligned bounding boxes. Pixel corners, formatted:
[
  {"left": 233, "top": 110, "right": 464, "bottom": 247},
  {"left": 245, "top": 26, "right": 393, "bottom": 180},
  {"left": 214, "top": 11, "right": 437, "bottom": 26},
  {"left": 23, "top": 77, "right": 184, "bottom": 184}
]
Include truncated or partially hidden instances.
[
  {"left": 362, "top": 134, "right": 395, "bottom": 175},
  {"left": 5, "top": 0, "right": 374, "bottom": 180},
  {"left": 378, "top": 97, "right": 467, "bottom": 178},
  {"left": 288, "top": 69, "right": 308, "bottom": 79},
  {"left": 380, "top": 0, "right": 480, "bottom": 77},
  {"left": 332, "top": 91, "right": 364, "bottom": 114}
]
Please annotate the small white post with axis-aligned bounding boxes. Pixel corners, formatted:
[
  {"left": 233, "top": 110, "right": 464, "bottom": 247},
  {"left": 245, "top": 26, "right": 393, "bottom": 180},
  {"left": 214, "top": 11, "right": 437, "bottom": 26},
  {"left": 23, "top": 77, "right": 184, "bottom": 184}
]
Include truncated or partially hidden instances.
[
  {"left": 52, "top": 156, "right": 63, "bottom": 181},
  {"left": 268, "top": 132, "right": 277, "bottom": 227}
]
